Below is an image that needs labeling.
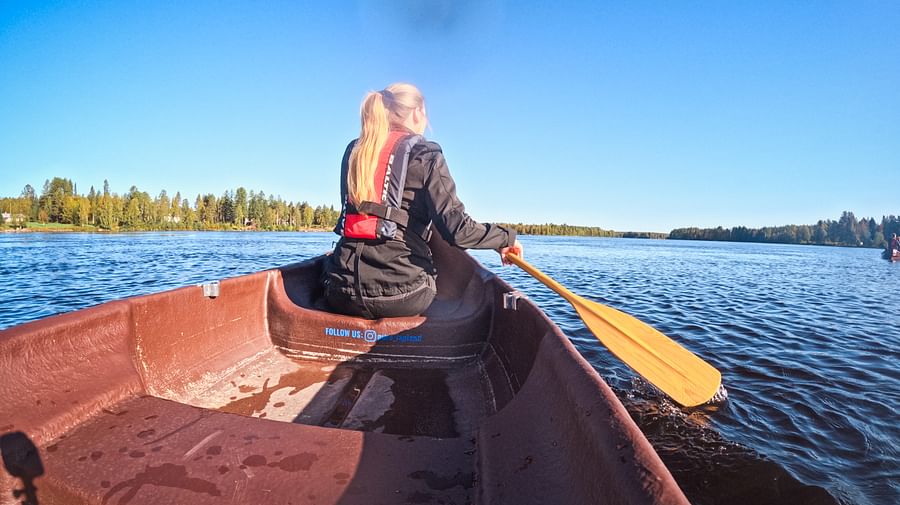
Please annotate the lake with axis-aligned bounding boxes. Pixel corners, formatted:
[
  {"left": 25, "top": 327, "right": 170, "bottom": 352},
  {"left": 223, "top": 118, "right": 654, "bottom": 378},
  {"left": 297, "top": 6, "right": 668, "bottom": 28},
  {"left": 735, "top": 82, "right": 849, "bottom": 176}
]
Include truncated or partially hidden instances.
[{"left": 1, "top": 232, "right": 897, "bottom": 505}]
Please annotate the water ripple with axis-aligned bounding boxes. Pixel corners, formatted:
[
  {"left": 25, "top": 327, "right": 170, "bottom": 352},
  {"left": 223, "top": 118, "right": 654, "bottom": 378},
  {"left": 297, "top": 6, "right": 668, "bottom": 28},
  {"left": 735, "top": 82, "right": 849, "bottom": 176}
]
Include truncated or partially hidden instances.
[
  {"left": 472, "top": 238, "right": 900, "bottom": 505},
  {"left": 0, "top": 232, "right": 334, "bottom": 329}
]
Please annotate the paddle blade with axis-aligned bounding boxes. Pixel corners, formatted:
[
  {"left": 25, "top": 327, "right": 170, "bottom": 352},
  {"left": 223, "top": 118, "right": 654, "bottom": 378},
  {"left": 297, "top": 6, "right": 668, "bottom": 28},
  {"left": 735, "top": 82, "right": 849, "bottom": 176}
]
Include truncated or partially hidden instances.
[
  {"left": 504, "top": 253, "right": 721, "bottom": 406},
  {"left": 571, "top": 295, "right": 721, "bottom": 407}
]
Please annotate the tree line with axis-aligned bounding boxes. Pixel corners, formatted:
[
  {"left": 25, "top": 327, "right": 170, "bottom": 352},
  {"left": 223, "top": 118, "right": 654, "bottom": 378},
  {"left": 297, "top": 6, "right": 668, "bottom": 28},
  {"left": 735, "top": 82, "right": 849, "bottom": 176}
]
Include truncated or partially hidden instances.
[
  {"left": 669, "top": 211, "right": 900, "bottom": 248},
  {"left": 499, "top": 223, "right": 666, "bottom": 239},
  {"left": 4, "top": 179, "right": 894, "bottom": 248},
  {"left": 0, "top": 177, "right": 340, "bottom": 231},
  {"left": 0, "top": 177, "right": 668, "bottom": 238}
]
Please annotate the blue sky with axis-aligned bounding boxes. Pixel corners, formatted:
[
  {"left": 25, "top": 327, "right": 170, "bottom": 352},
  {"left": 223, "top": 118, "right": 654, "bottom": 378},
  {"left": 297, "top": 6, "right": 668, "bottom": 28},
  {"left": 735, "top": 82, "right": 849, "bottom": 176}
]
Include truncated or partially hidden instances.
[{"left": 1, "top": 1, "right": 898, "bottom": 232}]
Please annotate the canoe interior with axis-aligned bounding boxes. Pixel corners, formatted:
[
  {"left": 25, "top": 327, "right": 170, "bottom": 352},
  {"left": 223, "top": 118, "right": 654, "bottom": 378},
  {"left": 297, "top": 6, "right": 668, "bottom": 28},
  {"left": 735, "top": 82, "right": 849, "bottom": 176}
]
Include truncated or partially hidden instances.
[{"left": 0, "top": 235, "right": 688, "bottom": 505}]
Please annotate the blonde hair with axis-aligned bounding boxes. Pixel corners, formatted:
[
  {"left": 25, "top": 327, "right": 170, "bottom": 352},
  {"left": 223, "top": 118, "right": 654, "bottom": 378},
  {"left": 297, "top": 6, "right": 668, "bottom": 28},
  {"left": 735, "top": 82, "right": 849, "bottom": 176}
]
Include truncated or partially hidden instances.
[{"left": 348, "top": 83, "right": 425, "bottom": 207}]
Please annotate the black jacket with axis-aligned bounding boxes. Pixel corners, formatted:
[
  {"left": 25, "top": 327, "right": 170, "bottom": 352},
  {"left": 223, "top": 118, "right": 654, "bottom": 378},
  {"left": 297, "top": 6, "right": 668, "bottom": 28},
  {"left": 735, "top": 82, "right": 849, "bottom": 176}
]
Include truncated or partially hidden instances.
[{"left": 324, "top": 134, "right": 517, "bottom": 298}]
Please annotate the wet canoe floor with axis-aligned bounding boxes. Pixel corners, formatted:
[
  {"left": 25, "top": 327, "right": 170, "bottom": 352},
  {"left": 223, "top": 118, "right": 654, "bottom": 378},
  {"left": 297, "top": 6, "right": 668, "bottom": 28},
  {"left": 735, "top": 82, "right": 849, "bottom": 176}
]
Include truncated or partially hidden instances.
[
  {"left": 38, "top": 349, "right": 492, "bottom": 504},
  {"left": 186, "top": 347, "right": 496, "bottom": 438}
]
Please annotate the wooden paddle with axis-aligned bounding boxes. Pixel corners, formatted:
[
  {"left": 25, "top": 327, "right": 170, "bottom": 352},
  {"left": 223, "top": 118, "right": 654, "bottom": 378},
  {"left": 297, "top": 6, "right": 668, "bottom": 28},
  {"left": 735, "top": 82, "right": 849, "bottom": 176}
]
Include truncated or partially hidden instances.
[{"left": 506, "top": 253, "right": 721, "bottom": 407}]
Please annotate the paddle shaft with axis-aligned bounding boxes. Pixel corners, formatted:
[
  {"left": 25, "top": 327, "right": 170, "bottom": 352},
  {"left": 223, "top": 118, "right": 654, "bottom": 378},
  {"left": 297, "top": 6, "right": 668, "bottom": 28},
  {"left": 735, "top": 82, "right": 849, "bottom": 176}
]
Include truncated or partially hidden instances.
[
  {"left": 505, "top": 254, "right": 577, "bottom": 304},
  {"left": 507, "top": 253, "right": 669, "bottom": 363}
]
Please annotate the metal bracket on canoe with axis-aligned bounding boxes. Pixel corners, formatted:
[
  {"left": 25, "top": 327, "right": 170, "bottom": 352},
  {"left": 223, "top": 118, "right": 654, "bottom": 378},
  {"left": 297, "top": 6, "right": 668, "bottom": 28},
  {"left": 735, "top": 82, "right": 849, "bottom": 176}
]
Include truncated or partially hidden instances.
[
  {"left": 503, "top": 291, "right": 526, "bottom": 310},
  {"left": 200, "top": 281, "right": 220, "bottom": 298}
]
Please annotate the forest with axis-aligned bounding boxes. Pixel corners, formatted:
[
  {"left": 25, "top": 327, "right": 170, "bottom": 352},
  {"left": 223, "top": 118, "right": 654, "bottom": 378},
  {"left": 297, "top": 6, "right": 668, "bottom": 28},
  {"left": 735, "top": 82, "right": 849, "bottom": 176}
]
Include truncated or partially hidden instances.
[
  {"left": 0, "top": 177, "right": 668, "bottom": 237},
  {"left": 0, "top": 178, "right": 340, "bottom": 231},
  {"left": 669, "top": 211, "right": 900, "bottom": 249},
  {"left": 499, "top": 223, "right": 667, "bottom": 239}
]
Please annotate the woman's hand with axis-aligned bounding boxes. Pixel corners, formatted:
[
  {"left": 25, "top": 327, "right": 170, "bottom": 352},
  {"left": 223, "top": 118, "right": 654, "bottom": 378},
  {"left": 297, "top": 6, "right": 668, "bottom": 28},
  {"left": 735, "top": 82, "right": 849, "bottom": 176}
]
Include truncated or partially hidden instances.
[{"left": 499, "top": 240, "right": 523, "bottom": 265}]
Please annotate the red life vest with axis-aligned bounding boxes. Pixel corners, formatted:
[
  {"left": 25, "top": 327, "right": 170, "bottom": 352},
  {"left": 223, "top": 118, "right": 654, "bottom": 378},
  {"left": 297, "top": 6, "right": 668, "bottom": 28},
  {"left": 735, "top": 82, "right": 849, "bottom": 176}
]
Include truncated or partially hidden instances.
[{"left": 340, "top": 131, "right": 429, "bottom": 241}]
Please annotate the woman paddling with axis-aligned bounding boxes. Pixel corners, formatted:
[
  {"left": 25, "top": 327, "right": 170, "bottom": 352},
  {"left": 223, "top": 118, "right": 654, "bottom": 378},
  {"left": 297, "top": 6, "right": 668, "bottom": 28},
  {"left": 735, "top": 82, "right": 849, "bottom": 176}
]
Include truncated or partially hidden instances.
[{"left": 323, "top": 83, "right": 522, "bottom": 319}]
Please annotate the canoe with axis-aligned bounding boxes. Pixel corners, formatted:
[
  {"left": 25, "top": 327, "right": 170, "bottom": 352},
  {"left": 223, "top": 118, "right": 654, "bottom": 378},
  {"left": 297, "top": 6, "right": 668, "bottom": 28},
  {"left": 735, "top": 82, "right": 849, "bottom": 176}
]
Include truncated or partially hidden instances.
[
  {"left": 883, "top": 249, "right": 900, "bottom": 262},
  {"left": 0, "top": 234, "right": 689, "bottom": 505}
]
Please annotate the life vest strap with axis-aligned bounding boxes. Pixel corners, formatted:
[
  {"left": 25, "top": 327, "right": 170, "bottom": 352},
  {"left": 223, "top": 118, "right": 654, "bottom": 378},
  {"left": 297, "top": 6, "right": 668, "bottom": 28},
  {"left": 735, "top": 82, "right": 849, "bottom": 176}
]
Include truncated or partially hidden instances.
[
  {"left": 355, "top": 201, "right": 431, "bottom": 241},
  {"left": 356, "top": 201, "right": 410, "bottom": 227}
]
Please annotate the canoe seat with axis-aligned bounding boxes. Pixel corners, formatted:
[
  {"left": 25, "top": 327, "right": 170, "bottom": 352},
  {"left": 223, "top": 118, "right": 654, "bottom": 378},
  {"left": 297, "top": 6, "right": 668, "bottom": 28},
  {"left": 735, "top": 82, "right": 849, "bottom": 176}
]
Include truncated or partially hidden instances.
[{"left": 267, "top": 254, "right": 493, "bottom": 360}]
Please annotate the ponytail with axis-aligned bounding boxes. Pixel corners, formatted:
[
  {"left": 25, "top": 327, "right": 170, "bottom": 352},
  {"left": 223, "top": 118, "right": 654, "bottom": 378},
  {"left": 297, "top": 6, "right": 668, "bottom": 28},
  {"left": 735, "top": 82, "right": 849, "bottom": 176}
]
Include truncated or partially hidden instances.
[
  {"left": 348, "top": 92, "right": 390, "bottom": 207},
  {"left": 347, "top": 83, "right": 425, "bottom": 208}
]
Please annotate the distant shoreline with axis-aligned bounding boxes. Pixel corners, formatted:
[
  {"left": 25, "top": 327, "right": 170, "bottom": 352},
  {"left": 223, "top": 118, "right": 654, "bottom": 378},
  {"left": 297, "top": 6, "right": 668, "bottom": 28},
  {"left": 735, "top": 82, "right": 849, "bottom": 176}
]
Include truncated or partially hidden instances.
[
  {"left": 1, "top": 226, "right": 334, "bottom": 234},
  {"left": 1, "top": 225, "right": 889, "bottom": 250}
]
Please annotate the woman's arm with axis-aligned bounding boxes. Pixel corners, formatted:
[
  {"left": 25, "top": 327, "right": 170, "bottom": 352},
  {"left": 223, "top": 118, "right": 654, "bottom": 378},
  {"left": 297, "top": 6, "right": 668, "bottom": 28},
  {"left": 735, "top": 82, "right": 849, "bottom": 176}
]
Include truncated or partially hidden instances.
[{"left": 423, "top": 149, "right": 517, "bottom": 250}]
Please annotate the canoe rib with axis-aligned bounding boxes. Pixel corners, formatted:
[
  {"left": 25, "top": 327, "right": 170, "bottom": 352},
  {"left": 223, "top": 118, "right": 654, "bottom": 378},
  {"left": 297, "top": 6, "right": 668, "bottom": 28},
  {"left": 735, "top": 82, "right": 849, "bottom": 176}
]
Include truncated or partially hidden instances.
[{"left": 0, "top": 235, "right": 689, "bottom": 505}]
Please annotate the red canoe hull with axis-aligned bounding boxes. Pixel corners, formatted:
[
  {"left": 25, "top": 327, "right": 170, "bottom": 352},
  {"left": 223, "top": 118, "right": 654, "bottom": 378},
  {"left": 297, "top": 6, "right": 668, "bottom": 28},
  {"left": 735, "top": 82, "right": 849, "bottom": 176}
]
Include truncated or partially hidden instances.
[{"left": 1, "top": 235, "right": 689, "bottom": 504}]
